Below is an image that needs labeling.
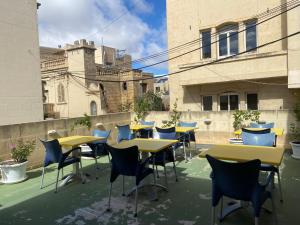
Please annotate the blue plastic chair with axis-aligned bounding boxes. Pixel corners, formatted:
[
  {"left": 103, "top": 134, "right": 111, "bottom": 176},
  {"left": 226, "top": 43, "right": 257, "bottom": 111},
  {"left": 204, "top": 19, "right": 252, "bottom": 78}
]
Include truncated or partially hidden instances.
[
  {"left": 206, "top": 155, "right": 275, "bottom": 225},
  {"left": 250, "top": 122, "right": 275, "bottom": 129},
  {"left": 106, "top": 144, "right": 154, "bottom": 217},
  {"left": 178, "top": 121, "right": 197, "bottom": 142},
  {"left": 81, "top": 129, "right": 111, "bottom": 178},
  {"left": 116, "top": 124, "right": 134, "bottom": 143},
  {"left": 139, "top": 120, "right": 155, "bottom": 138},
  {"left": 40, "top": 139, "right": 83, "bottom": 193},
  {"left": 151, "top": 127, "right": 181, "bottom": 185},
  {"left": 242, "top": 131, "right": 275, "bottom": 146},
  {"left": 242, "top": 130, "right": 283, "bottom": 202}
]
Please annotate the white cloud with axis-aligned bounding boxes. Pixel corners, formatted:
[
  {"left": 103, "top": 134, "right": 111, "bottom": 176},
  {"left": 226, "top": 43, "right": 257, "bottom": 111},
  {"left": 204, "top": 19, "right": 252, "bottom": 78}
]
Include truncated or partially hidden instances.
[{"left": 37, "top": 0, "right": 166, "bottom": 72}]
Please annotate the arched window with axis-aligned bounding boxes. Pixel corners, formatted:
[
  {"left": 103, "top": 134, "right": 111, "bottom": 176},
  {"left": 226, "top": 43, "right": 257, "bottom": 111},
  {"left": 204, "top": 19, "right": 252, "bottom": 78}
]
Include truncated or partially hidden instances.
[
  {"left": 57, "top": 83, "right": 65, "bottom": 102},
  {"left": 90, "top": 101, "right": 97, "bottom": 116}
]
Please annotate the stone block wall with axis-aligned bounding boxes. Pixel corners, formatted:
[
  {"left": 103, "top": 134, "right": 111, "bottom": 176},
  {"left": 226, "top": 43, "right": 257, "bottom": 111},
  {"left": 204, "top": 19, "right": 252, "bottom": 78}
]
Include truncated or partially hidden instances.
[{"left": 0, "top": 112, "right": 131, "bottom": 169}]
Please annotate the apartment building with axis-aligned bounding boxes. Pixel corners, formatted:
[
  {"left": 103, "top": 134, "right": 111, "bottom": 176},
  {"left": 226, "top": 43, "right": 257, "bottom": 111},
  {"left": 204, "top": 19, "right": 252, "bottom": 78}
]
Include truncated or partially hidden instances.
[
  {"left": 166, "top": 0, "right": 300, "bottom": 111},
  {"left": 0, "top": 0, "right": 43, "bottom": 125},
  {"left": 41, "top": 40, "right": 153, "bottom": 118}
]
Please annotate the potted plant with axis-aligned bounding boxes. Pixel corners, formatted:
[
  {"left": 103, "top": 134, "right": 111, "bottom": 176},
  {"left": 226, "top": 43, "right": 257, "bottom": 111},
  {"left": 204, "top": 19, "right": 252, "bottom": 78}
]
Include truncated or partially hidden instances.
[
  {"left": 229, "top": 110, "right": 260, "bottom": 144},
  {"left": 162, "top": 98, "right": 181, "bottom": 128},
  {"left": 0, "top": 139, "right": 35, "bottom": 183},
  {"left": 289, "top": 123, "right": 300, "bottom": 159}
]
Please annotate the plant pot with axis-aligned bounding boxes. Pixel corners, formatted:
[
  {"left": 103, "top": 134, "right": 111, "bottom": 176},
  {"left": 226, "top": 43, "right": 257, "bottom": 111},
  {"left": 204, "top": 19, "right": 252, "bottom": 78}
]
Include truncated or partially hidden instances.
[
  {"left": 229, "top": 138, "right": 243, "bottom": 145},
  {"left": 0, "top": 160, "right": 28, "bottom": 184},
  {"left": 290, "top": 141, "right": 300, "bottom": 159}
]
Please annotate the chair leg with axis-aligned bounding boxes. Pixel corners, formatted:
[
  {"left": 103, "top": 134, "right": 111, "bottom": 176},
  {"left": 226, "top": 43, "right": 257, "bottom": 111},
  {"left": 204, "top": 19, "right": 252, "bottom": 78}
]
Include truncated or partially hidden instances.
[
  {"left": 55, "top": 169, "right": 60, "bottom": 193},
  {"left": 220, "top": 197, "right": 223, "bottom": 218},
  {"left": 122, "top": 176, "right": 125, "bottom": 196},
  {"left": 255, "top": 216, "right": 259, "bottom": 225},
  {"left": 276, "top": 171, "right": 283, "bottom": 202},
  {"left": 163, "top": 166, "right": 168, "bottom": 188},
  {"left": 156, "top": 165, "right": 159, "bottom": 178},
  {"left": 95, "top": 158, "right": 99, "bottom": 170},
  {"left": 211, "top": 206, "right": 216, "bottom": 225},
  {"left": 173, "top": 161, "right": 178, "bottom": 182},
  {"left": 152, "top": 157, "right": 158, "bottom": 201},
  {"left": 107, "top": 182, "right": 112, "bottom": 212},
  {"left": 40, "top": 167, "right": 45, "bottom": 189},
  {"left": 61, "top": 168, "right": 64, "bottom": 179},
  {"left": 134, "top": 186, "right": 138, "bottom": 217},
  {"left": 79, "top": 160, "right": 85, "bottom": 184}
]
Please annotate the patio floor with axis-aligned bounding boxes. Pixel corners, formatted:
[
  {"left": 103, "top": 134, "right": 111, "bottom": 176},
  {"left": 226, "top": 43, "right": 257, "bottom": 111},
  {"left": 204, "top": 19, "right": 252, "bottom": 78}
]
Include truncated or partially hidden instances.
[{"left": 0, "top": 145, "right": 300, "bottom": 225}]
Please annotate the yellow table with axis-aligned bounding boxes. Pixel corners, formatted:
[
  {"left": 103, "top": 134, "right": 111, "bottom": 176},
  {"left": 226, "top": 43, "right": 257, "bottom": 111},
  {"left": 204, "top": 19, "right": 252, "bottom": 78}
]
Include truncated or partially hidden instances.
[
  {"left": 175, "top": 126, "right": 197, "bottom": 133},
  {"left": 234, "top": 128, "right": 284, "bottom": 136},
  {"left": 58, "top": 135, "right": 105, "bottom": 148},
  {"left": 113, "top": 138, "right": 179, "bottom": 153},
  {"left": 114, "top": 138, "right": 179, "bottom": 193},
  {"left": 130, "top": 124, "right": 153, "bottom": 131},
  {"left": 199, "top": 144, "right": 285, "bottom": 166},
  {"left": 57, "top": 136, "right": 105, "bottom": 187}
]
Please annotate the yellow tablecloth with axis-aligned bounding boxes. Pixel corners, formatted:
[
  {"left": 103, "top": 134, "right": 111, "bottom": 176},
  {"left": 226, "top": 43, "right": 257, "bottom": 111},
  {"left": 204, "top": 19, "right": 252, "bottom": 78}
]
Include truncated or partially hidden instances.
[
  {"left": 130, "top": 125, "right": 153, "bottom": 131},
  {"left": 113, "top": 138, "right": 178, "bottom": 153},
  {"left": 199, "top": 144, "right": 285, "bottom": 166},
  {"left": 58, "top": 136, "right": 105, "bottom": 148}
]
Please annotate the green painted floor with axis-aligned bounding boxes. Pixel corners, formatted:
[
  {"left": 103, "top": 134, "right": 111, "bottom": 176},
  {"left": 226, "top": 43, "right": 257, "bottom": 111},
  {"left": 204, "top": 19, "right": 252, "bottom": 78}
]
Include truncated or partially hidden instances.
[{"left": 1, "top": 146, "right": 300, "bottom": 225}]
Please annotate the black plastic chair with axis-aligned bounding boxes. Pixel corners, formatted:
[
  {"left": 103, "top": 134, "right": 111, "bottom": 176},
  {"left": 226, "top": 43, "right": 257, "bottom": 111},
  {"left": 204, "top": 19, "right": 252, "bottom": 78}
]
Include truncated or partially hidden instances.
[
  {"left": 206, "top": 155, "right": 276, "bottom": 225},
  {"left": 81, "top": 129, "right": 111, "bottom": 179},
  {"left": 151, "top": 127, "right": 180, "bottom": 186},
  {"left": 40, "top": 139, "right": 83, "bottom": 193},
  {"left": 106, "top": 144, "right": 155, "bottom": 217}
]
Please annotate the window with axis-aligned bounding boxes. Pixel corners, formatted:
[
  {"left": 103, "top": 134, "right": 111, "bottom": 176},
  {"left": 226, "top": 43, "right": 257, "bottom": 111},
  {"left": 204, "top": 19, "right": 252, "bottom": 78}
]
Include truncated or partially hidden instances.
[
  {"left": 245, "top": 20, "right": 257, "bottom": 51},
  {"left": 218, "top": 25, "right": 239, "bottom": 57},
  {"left": 247, "top": 93, "right": 258, "bottom": 110},
  {"left": 219, "top": 94, "right": 239, "bottom": 111},
  {"left": 57, "top": 83, "right": 65, "bottom": 103},
  {"left": 201, "top": 30, "right": 211, "bottom": 58},
  {"left": 203, "top": 96, "right": 213, "bottom": 111},
  {"left": 141, "top": 83, "right": 147, "bottom": 94},
  {"left": 90, "top": 101, "right": 97, "bottom": 116},
  {"left": 155, "top": 87, "right": 160, "bottom": 93},
  {"left": 122, "top": 82, "right": 127, "bottom": 91}
]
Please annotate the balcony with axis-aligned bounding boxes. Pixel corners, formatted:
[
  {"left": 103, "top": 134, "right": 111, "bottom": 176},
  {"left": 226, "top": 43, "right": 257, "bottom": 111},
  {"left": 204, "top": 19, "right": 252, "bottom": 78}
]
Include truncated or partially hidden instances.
[{"left": 41, "top": 58, "right": 68, "bottom": 72}]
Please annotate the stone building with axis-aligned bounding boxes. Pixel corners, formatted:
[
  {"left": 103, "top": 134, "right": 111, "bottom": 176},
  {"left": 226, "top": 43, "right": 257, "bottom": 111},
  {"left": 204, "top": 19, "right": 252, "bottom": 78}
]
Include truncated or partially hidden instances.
[
  {"left": 41, "top": 39, "right": 153, "bottom": 118},
  {"left": 0, "top": 0, "right": 43, "bottom": 125},
  {"left": 154, "top": 77, "right": 170, "bottom": 109},
  {"left": 166, "top": 0, "right": 300, "bottom": 112}
]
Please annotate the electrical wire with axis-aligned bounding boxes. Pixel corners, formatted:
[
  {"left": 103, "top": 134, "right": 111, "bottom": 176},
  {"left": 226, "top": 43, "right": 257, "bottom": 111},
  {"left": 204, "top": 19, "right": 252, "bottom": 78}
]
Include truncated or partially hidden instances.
[
  {"left": 67, "top": 30, "right": 300, "bottom": 87},
  {"left": 67, "top": 0, "right": 300, "bottom": 74}
]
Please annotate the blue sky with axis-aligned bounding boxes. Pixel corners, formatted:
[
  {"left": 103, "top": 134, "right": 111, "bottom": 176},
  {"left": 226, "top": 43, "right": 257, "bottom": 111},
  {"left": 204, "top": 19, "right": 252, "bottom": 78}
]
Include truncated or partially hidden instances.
[{"left": 38, "top": 0, "right": 168, "bottom": 75}]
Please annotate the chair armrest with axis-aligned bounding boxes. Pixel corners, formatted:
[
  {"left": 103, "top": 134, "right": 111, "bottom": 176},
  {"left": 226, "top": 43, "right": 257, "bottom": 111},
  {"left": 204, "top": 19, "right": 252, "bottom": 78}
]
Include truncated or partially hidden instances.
[{"left": 62, "top": 147, "right": 81, "bottom": 161}]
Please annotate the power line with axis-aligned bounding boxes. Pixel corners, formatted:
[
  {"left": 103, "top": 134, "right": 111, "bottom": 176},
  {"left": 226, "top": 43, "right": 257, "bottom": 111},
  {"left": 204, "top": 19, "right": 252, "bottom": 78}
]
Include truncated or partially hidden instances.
[
  {"left": 67, "top": 0, "right": 300, "bottom": 75},
  {"left": 68, "top": 30, "right": 300, "bottom": 87},
  {"left": 116, "top": 0, "right": 300, "bottom": 67}
]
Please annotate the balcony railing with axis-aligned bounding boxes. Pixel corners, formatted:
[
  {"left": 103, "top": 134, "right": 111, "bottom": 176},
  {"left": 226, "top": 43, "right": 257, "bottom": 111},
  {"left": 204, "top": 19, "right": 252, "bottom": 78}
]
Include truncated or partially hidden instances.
[{"left": 41, "top": 58, "right": 68, "bottom": 71}]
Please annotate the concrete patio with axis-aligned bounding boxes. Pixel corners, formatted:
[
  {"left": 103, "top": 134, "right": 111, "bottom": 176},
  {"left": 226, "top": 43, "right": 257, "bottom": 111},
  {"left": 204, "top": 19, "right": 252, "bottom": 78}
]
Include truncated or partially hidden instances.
[{"left": 0, "top": 146, "right": 299, "bottom": 225}]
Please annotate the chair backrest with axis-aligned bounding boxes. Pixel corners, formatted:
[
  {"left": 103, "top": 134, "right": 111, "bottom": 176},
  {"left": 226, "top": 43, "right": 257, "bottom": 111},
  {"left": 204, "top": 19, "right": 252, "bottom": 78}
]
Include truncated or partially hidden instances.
[
  {"left": 206, "top": 155, "right": 261, "bottom": 201},
  {"left": 242, "top": 131, "right": 275, "bottom": 146},
  {"left": 178, "top": 121, "right": 197, "bottom": 127},
  {"left": 40, "top": 139, "right": 63, "bottom": 166},
  {"left": 154, "top": 127, "right": 176, "bottom": 140},
  {"left": 116, "top": 125, "right": 131, "bottom": 143},
  {"left": 107, "top": 144, "right": 139, "bottom": 176},
  {"left": 92, "top": 129, "right": 111, "bottom": 143},
  {"left": 242, "top": 128, "right": 271, "bottom": 134},
  {"left": 250, "top": 122, "right": 274, "bottom": 129},
  {"left": 140, "top": 120, "right": 155, "bottom": 126}
]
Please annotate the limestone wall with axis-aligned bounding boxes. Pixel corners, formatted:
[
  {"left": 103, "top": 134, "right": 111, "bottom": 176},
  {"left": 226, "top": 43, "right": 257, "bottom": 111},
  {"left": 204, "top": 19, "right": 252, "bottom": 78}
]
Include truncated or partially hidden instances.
[
  {"left": 138, "top": 110, "right": 295, "bottom": 148},
  {"left": 0, "top": 112, "right": 131, "bottom": 169}
]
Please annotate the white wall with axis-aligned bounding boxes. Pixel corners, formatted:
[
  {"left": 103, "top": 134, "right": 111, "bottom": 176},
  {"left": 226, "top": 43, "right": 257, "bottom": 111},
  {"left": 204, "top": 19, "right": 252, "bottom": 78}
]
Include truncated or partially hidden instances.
[{"left": 0, "top": 0, "right": 43, "bottom": 125}]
